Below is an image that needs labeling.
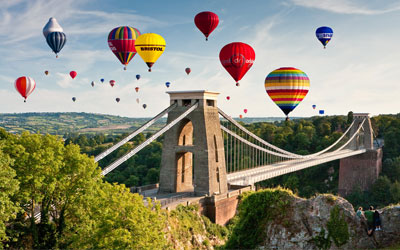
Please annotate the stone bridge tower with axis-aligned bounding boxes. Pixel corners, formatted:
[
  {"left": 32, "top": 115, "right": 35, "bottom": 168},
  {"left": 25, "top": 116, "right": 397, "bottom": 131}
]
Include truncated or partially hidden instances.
[
  {"left": 158, "top": 91, "right": 228, "bottom": 196},
  {"left": 339, "top": 113, "right": 382, "bottom": 196}
]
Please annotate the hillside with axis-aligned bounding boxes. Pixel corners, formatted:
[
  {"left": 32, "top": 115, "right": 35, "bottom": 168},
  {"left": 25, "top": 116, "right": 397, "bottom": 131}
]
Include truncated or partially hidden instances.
[{"left": 0, "top": 112, "right": 287, "bottom": 136}]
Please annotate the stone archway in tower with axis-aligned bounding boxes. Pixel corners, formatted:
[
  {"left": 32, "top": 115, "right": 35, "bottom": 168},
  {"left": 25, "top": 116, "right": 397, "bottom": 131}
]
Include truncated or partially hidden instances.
[{"left": 175, "top": 119, "right": 194, "bottom": 192}]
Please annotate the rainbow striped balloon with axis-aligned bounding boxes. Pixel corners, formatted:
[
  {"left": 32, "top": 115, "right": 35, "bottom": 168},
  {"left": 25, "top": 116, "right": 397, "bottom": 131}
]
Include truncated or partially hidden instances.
[
  {"left": 108, "top": 26, "right": 141, "bottom": 69},
  {"left": 264, "top": 67, "right": 310, "bottom": 117}
]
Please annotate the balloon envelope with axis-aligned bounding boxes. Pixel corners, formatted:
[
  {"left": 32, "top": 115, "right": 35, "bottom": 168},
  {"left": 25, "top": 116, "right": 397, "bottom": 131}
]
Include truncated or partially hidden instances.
[
  {"left": 185, "top": 68, "right": 191, "bottom": 75},
  {"left": 312, "top": 104, "right": 316, "bottom": 109},
  {"left": 135, "top": 33, "right": 166, "bottom": 72},
  {"left": 135, "top": 87, "right": 139, "bottom": 92},
  {"left": 226, "top": 96, "right": 230, "bottom": 100},
  {"left": 194, "top": 11, "right": 219, "bottom": 41},
  {"left": 264, "top": 67, "right": 310, "bottom": 117},
  {"left": 108, "top": 26, "right": 141, "bottom": 70},
  {"left": 70, "top": 71, "right": 77, "bottom": 79},
  {"left": 43, "top": 17, "right": 63, "bottom": 38},
  {"left": 319, "top": 110, "right": 325, "bottom": 115},
  {"left": 219, "top": 42, "right": 255, "bottom": 85},
  {"left": 244, "top": 109, "right": 248, "bottom": 114},
  {"left": 136, "top": 74, "right": 141, "bottom": 80},
  {"left": 100, "top": 78, "right": 104, "bottom": 83},
  {"left": 239, "top": 115, "right": 243, "bottom": 119},
  {"left": 46, "top": 32, "right": 66, "bottom": 57},
  {"left": 136, "top": 98, "right": 140, "bottom": 103},
  {"left": 72, "top": 97, "right": 76, "bottom": 102},
  {"left": 143, "top": 104, "right": 147, "bottom": 109},
  {"left": 165, "top": 82, "right": 170, "bottom": 88},
  {"left": 45, "top": 71, "right": 49, "bottom": 75},
  {"left": 109, "top": 80, "right": 115, "bottom": 87},
  {"left": 91, "top": 81, "right": 95, "bottom": 87},
  {"left": 15, "top": 76, "right": 36, "bottom": 101},
  {"left": 316, "top": 26, "right": 333, "bottom": 48},
  {"left": 116, "top": 98, "right": 120, "bottom": 103}
]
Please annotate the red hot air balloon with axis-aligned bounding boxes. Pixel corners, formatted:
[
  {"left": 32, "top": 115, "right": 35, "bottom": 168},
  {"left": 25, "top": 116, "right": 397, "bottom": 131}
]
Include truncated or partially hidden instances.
[
  {"left": 108, "top": 26, "right": 141, "bottom": 70},
  {"left": 219, "top": 42, "right": 255, "bottom": 86},
  {"left": 15, "top": 76, "right": 36, "bottom": 102},
  {"left": 44, "top": 70, "right": 49, "bottom": 75},
  {"left": 226, "top": 96, "right": 230, "bottom": 100},
  {"left": 244, "top": 109, "right": 248, "bottom": 114},
  {"left": 70, "top": 71, "right": 77, "bottom": 79},
  {"left": 185, "top": 67, "right": 191, "bottom": 75},
  {"left": 109, "top": 80, "right": 115, "bottom": 87},
  {"left": 239, "top": 114, "right": 243, "bottom": 119},
  {"left": 194, "top": 11, "right": 219, "bottom": 41},
  {"left": 135, "top": 87, "right": 139, "bottom": 93}
]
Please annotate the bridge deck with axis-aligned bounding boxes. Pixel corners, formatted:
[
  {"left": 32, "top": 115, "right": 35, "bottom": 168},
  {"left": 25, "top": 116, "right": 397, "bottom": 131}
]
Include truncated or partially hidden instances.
[{"left": 227, "top": 149, "right": 367, "bottom": 185}]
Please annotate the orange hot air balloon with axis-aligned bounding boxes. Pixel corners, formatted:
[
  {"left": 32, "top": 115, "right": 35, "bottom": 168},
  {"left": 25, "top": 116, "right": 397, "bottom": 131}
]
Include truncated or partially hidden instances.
[
  {"left": 15, "top": 76, "right": 36, "bottom": 102},
  {"left": 70, "top": 71, "right": 77, "bottom": 79},
  {"left": 135, "top": 87, "right": 139, "bottom": 92},
  {"left": 239, "top": 114, "right": 243, "bottom": 119}
]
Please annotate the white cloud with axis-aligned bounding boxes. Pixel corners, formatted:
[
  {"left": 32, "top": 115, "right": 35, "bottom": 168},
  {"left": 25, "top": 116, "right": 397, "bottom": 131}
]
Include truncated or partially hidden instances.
[{"left": 290, "top": 0, "right": 400, "bottom": 15}]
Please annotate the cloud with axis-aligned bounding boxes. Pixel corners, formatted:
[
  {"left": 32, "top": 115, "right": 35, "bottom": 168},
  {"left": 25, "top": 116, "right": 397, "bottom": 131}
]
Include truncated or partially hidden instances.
[{"left": 290, "top": 0, "right": 400, "bottom": 15}]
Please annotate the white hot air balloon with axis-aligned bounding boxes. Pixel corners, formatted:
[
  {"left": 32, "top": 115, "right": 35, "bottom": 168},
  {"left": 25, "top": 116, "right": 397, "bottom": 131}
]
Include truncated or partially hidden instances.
[{"left": 43, "top": 17, "right": 63, "bottom": 38}]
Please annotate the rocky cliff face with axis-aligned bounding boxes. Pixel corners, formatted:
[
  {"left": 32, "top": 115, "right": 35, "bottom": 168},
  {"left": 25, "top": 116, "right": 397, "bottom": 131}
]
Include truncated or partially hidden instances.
[{"left": 257, "top": 193, "right": 400, "bottom": 249}]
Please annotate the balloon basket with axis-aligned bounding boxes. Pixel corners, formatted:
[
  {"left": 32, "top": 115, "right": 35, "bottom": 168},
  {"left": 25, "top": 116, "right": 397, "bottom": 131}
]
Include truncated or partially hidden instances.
[
  {"left": 148, "top": 68, "right": 152, "bottom": 72},
  {"left": 124, "top": 66, "right": 127, "bottom": 70}
]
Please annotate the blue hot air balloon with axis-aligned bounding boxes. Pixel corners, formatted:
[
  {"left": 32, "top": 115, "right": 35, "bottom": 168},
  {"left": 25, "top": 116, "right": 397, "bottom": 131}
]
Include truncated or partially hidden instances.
[
  {"left": 136, "top": 74, "right": 141, "bottom": 80},
  {"left": 312, "top": 104, "right": 316, "bottom": 109},
  {"left": 165, "top": 82, "right": 171, "bottom": 88},
  {"left": 319, "top": 110, "right": 325, "bottom": 115},
  {"left": 100, "top": 78, "right": 104, "bottom": 83},
  {"left": 46, "top": 31, "right": 66, "bottom": 58},
  {"left": 316, "top": 26, "right": 333, "bottom": 49}
]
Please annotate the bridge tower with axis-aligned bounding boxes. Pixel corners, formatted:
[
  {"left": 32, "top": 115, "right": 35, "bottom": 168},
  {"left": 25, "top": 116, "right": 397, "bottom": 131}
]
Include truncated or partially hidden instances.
[
  {"left": 158, "top": 91, "right": 228, "bottom": 196},
  {"left": 339, "top": 113, "right": 382, "bottom": 196}
]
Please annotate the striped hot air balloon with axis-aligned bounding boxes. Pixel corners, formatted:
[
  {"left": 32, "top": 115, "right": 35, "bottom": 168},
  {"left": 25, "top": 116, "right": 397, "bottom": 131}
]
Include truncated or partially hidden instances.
[
  {"left": 108, "top": 26, "right": 141, "bottom": 70},
  {"left": 14, "top": 76, "right": 36, "bottom": 102},
  {"left": 264, "top": 67, "right": 310, "bottom": 118}
]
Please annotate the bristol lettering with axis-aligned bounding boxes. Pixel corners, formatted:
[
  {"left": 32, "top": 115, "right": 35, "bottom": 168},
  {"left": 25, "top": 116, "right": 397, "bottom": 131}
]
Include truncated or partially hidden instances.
[{"left": 140, "top": 47, "right": 164, "bottom": 51}]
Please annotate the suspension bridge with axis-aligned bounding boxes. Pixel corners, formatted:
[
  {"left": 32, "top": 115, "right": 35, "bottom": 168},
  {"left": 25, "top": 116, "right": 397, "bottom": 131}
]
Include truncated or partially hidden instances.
[{"left": 94, "top": 90, "right": 382, "bottom": 224}]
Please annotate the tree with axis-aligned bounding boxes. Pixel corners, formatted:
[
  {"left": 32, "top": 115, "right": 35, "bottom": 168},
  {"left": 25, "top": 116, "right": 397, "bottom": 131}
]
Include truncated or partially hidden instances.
[{"left": 0, "top": 144, "right": 20, "bottom": 246}]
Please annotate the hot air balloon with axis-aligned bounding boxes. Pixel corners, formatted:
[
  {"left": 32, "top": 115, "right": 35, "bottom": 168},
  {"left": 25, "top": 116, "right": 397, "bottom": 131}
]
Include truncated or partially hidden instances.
[
  {"left": 135, "top": 33, "right": 166, "bottom": 72},
  {"left": 70, "top": 71, "right": 77, "bottom": 79},
  {"left": 226, "top": 96, "right": 230, "bottom": 100},
  {"left": 316, "top": 26, "right": 333, "bottom": 49},
  {"left": 264, "top": 67, "right": 310, "bottom": 119},
  {"left": 44, "top": 71, "right": 49, "bottom": 75},
  {"left": 220, "top": 42, "right": 255, "bottom": 86},
  {"left": 319, "top": 110, "right": 325, "bottom": 115},
  {"left": 100, "top": 78, "right": 104, "bottom": 83},
  {"left": 43, "top": 17, "right": 63, "bottom": 38},
  {"left": 165, "top": 82, "right": 170, "bottom": 88},
  {"left": 136, "top": 74, "right": 141, "bottom": 80},
  {"left": 116, "top": 98, "right": 120, "bottom": 103},
  {"left": 108, "top": 26, "right": 141, "bottom": 70},
  {"left": 136, "top": 98, "right": 140, "bottom": 104},
  {"left": 46, "top": 32, "right": 66, "bottom": 58},
  {"left": 239, "top": 114, "right": 243, "bottom": 119},
  {"left": 194, "top": 11, "right": 219, "bottom": 41},
  {"left": 14, "top": 76, "right": 36, "bottom": 102},
  {"left": 135, "top": 87, "right": 139, "bottom": 93},
  {"left": 91, "top": 81, "right": 95, "bottom": 87},
  {"left": 110, "top": 80, "right": 115, "bottom": 87},
  {"left": 143, "top": 104, "right": 147, "bottom": 109},
  {"left": 185, "top": 68, "right": 191, "bottom": 75},
  {"left": 72, "top": 97, "right": 76, "bottom": 102},
  {"left": 312, "top": 104, "right": 316, "bottom": 109},
  {"left": 244, "top": 109, "right": 248, "bottom": 114}
]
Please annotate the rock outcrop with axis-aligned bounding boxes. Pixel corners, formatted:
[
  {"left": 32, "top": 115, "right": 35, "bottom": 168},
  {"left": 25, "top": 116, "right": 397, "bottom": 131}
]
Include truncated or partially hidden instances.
[{"left": 257, "top": 193, "right": 400, "bottom": 249}]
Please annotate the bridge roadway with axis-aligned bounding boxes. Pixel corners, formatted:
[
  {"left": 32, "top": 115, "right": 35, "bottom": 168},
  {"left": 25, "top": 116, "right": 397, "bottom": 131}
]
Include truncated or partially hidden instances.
[{"left": 227, "top": 148, "right": 367, "bottom": 186}]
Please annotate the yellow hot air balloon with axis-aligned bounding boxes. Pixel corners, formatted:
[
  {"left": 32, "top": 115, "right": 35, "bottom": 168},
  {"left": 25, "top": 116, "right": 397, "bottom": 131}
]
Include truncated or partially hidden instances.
[{"left": 135, "top": 33, "right": 166, "bottom": 72}]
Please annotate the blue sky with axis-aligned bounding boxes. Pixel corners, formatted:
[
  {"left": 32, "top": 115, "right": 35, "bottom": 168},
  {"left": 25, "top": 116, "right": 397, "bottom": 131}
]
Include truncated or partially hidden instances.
[{"left": 1, "top": 0, "right": 400, "bottom": 118}]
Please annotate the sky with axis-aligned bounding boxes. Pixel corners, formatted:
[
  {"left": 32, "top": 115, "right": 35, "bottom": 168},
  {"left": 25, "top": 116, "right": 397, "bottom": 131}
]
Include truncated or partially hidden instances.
[{"left": 1, "top": 0, "right": 400, "bottom": 118}]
